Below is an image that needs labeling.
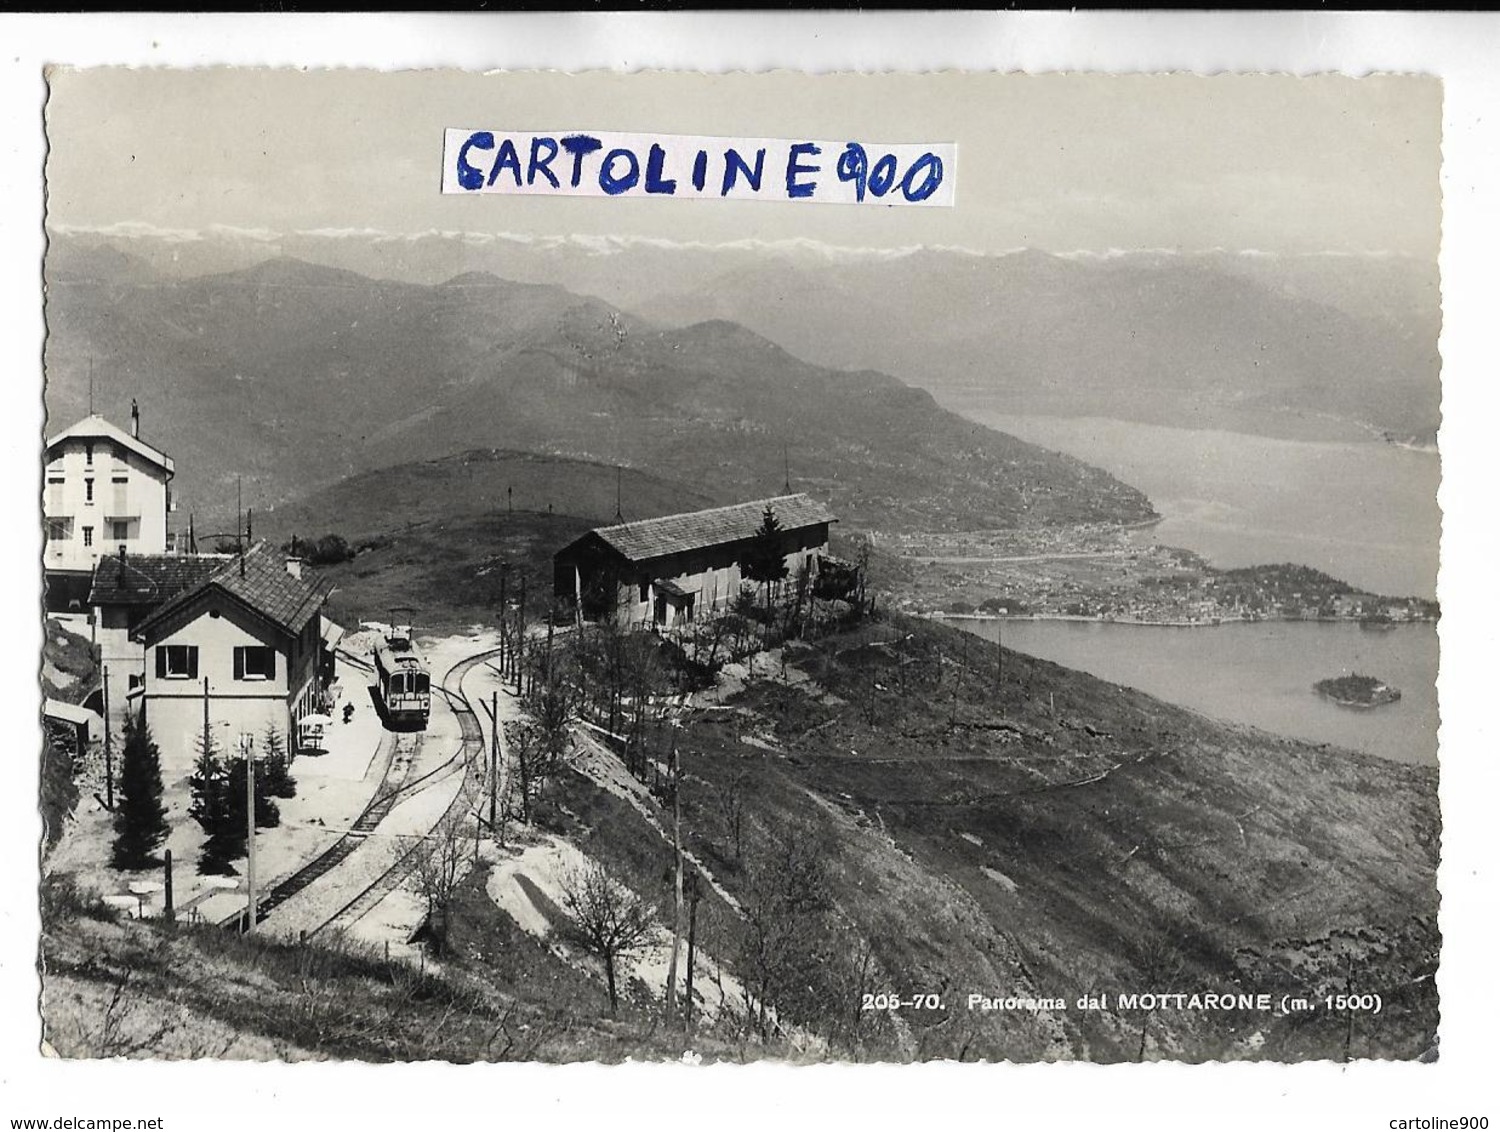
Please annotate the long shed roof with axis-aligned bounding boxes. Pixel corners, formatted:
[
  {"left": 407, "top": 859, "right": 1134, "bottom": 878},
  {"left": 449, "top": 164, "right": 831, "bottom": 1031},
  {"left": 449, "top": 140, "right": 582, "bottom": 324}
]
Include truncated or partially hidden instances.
[{"left": 584, "top": 493, "right": 836, "bottom": 564}]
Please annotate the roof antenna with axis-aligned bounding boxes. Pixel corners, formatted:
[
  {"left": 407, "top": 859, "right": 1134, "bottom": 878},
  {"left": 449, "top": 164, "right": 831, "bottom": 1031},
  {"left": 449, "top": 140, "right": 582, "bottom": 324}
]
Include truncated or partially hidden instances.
[
  {"left": 88, "top": 358, "right": 94, "bottom": 416},
  {"left": 236, "top": 476, "right": 245, "bottom": 575},
  {"left": 783, "top": 443, "right": 791, "bottom": 494},
  {"left": 615, "top": 465, "right": 623, "bottom": 522}
]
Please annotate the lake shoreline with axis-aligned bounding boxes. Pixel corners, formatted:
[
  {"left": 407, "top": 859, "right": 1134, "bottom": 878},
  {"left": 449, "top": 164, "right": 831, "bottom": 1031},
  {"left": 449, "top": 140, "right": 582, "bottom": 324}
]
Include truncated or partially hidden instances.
[
  {"left": 949, "top": 616, "right": 1437, "bottom": 766},
  {"left": 933, "top": 611, "right": 1433, "bottom": 629}
]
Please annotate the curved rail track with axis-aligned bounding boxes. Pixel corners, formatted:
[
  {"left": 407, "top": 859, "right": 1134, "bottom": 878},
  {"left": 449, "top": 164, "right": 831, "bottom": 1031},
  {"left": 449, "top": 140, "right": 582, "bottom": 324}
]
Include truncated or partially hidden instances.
[
  {"left": 224, "top": 647, "right": 504, "bottom": 933},
  {"left": 304, "top": 647, "right": 501, "bottom": 938},
  {"left": 243, "top": 729, "right": 422, "bottom": 925}
]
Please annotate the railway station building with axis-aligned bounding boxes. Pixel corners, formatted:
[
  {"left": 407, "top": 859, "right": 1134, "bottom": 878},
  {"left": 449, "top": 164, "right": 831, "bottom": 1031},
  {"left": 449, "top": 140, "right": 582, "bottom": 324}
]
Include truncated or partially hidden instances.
[
  {"left": 132, "top": 543, "right": 334, "bottom": 776},
  {"left": 86, "top": 548, "right": 232, "bottom": 731},
  {"left": 553, "top": 493, "right": 836, "bottom": 628}
]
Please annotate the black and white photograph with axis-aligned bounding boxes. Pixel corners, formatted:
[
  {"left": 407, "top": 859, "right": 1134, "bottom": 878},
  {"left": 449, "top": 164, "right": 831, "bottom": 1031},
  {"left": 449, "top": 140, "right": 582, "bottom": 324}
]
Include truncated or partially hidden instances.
[{"left": 9, "top": 12, "right": 1500, "bottom": 1130}]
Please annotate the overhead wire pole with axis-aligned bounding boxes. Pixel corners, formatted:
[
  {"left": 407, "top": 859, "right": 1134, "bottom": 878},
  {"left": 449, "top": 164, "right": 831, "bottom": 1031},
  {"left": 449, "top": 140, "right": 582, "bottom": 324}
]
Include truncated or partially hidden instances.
[
  {"left": 664, "top": 716, "right": 684, "bottom": 1028},
  {"left": 101, "top": 665, "right": 113, "bottom": 810},
  {"left": 244, "top": 732, "right": 258, "bottom": 933},
  {"left": 478, "top": 689, "right": 500, "bottom": 834}
]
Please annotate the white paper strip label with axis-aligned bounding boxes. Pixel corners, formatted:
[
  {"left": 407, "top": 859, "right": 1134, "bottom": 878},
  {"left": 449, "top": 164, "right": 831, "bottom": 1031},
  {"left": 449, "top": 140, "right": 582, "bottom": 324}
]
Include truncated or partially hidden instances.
[{"left": 442, "top": 129, "right": 956, "bottom": 207}]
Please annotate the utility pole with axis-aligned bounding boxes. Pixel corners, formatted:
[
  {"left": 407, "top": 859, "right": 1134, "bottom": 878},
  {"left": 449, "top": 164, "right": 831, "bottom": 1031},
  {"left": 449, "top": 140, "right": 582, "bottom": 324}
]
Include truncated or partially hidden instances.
[
  {"left": 489, "top": 690, "right": 500, "bottom": 833},
  {"left": 163, "top": 849, "right": 174, "bottom": 925},
  {"left": 244, "top": 733, "right": 257, "bottom": 933},
  {"left": 664, "top": 723, "right": 684, "bottom": 1027},
  {"left": 684, "top": 867, "right": 701, "bottom": 1034},
  {"left": 516, "top": 575, "right": 527, "bottom": 697},
  {"left": 101, "top": 665, "right": 113, "bottom": 810},
  {"left": 498, "top": 569, "right": 508, "bottom": 676}
]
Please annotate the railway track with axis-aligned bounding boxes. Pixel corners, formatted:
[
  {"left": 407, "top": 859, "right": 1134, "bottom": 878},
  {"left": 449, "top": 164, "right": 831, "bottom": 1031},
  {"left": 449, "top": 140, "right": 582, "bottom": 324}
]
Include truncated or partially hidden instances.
[
  {"left": 305, "top": 647, "right": 501, "bottom": 938},
  {"left": 244, "top": 730, "right": 424, "bottom": 924}
]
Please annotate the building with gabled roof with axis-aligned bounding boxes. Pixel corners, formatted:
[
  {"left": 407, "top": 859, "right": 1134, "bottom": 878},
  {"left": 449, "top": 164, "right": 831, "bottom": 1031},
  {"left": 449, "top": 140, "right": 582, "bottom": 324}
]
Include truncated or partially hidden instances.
[
  {"left": 554, "top": 493, "right": 836, "bottom": 628},
  {"left": 87, "top": 548, "right": 233, "bottom": 729},
  {"left": 44, "top": 404, "right": 176, "bottom": 611},
  {"left": 132, "top": 543, "right": 334, "bottom": 775}
]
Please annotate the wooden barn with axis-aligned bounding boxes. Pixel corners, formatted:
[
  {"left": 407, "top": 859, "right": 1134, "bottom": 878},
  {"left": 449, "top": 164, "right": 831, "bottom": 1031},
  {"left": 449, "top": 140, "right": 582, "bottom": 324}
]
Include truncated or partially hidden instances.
[{"left": 553, "top": 493, "right": 837, "bottom": 627}]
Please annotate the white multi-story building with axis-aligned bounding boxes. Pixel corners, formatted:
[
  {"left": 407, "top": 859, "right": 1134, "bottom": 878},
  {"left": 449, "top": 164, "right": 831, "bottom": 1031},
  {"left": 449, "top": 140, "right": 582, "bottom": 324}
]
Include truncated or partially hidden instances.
[{"left": 44, "top": 403, "right": 175, "bottom": 612}]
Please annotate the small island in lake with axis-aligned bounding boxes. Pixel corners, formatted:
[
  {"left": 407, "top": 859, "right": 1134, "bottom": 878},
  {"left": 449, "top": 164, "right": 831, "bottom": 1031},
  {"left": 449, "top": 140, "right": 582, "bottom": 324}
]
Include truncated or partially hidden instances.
[{"left": 1314, "top": 673, "right": 1402, "bottom": 708}]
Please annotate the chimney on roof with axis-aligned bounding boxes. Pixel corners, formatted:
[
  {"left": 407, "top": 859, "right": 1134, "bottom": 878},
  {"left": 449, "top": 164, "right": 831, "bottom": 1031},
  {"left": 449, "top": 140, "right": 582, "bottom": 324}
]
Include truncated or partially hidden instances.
[
  {"left": 130, "top": 398, "right": 140, "bottom": 439},
  {"left": 285, "top": 556, "right": 304, "bottom": 579},
  {"left": 117, "top": 544, "right": 127, "bottom": 577}
]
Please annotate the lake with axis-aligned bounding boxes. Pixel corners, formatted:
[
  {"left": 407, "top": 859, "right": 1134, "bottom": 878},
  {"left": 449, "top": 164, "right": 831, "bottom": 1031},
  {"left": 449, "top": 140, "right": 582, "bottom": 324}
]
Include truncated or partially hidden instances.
[
  {"left": 952, "top": 411, "right": 1440, "bottom": 601},
  {"left": 957, "top": 618, "right": 1438, "bottom": 766},
  {"left": 943, "top": 409, "right": 1441, "bottom": 765}
]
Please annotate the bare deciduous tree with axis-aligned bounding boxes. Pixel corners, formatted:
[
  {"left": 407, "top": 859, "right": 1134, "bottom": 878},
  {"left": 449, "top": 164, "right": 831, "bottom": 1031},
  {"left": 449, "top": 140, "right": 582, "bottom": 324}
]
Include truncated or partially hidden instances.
[
  {"left": 506, "top": 719, "right": 568, "bottom": 825},
  {"left": 738, "top": 826, "right": 832, "bottom": 1041},
  {"left": 410, "top": 796, "right": 477, "bottom": 956},
  {"left": 558, "top": 861, "right": 657, "bottom": 1017},
  {"left": 715, "top": 769, "right": 750, "bottom": 864}
]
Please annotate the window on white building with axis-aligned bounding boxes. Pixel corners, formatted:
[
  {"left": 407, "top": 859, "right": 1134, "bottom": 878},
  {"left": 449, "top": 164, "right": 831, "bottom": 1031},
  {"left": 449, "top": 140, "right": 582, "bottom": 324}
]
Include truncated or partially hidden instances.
[
  {"left": 45, "top": 518, "right": 72, "bottom": 542},
  {"left": 46, "top": 475, "right": 64, "bottom": 511},
  {"left": 110, "top": 520, "right": 130, "bottom": 541},
  {"left": 84, "top": 478, "right": 94, "bottom": 504},
  {"left": 82, "top": 526, "right": 93, "bottom": 548},
  {"left": 234, "top": 646, "right": 276, "bottom": 681},
  {"left": 84, "top": 442, "right": 94, "bottom": 465},
  {"left": 156, "top": 644, "right": 198, "bottom": 680}
]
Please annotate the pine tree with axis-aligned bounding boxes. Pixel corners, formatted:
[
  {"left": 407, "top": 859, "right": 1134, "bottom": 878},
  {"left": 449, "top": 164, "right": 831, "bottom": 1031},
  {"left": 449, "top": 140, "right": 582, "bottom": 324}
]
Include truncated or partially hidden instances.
[
  {"left": 110, "top": 715, "right": 170, "bottom": 870},
  {"left": 188, "top": 730, "right": 241, "bottom": 875},
  {"left": 261, "top": 723, "right": 297, "bottom": 799},
  {"left": 741, "top": 505, "right": 790, "bottom": 615}
]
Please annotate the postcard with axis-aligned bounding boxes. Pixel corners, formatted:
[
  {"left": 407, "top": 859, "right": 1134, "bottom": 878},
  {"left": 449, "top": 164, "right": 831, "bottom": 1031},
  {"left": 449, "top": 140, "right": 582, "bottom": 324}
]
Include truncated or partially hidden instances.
[{"left": 35, "top": 60, "right": 1447, "bottom": 1080}]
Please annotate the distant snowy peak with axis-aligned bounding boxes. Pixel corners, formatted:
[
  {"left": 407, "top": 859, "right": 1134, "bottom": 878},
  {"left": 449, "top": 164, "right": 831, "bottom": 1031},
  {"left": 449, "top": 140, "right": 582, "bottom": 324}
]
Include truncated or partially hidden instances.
[{"left": 48, "top": 222, "right": 1408, "bottom": 265}]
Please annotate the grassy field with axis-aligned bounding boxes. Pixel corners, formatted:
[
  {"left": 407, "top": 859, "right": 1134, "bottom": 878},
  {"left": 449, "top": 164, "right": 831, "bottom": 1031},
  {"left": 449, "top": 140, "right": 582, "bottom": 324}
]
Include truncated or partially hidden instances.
[
  {"left": 310, "top": 509, "right": 592, "bottom": 634},
  {"left": 254, "top": 449, "right": 722, "bottom": 632}
]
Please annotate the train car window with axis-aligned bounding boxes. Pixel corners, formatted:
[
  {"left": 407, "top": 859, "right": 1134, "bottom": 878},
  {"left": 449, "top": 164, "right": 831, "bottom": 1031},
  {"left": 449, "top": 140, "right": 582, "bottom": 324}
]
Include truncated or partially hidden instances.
[{"left": 415, "top": 674, "right": 430, "bottom": 694}]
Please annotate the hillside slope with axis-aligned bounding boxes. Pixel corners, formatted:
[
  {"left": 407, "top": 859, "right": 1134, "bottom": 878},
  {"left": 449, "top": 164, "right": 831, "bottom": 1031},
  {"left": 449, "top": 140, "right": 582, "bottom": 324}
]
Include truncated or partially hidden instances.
[
  {"left": 41, "top": 612, "right": 1438, "bottom": 1062},
  {"left": 646, "top": 613, "right": 1439, "bottom": 1061}
]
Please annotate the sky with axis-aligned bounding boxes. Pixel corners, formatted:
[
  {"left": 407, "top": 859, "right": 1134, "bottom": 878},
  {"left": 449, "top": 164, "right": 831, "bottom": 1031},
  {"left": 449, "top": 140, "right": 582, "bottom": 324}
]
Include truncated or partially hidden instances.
[{"left": 44, "top": 68, "right": 1442, "bottom": 258}]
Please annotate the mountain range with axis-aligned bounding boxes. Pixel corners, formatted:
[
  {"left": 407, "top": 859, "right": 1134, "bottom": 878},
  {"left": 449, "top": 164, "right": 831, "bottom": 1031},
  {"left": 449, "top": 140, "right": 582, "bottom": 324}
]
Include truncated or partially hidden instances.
[
  {"left": 43, "top": 247, "right": 1152, "bottom": 533},
  {"left": 49, "top": 226, "right": 1442, "bottom": 445}
]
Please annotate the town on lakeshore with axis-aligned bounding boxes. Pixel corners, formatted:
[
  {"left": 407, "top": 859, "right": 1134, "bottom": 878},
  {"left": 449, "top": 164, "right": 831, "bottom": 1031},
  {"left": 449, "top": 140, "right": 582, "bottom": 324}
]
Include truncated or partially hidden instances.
[
  {"left": 36, "top": 66, "right": 1441, "bottom": 1070},
  {"left": 894, "top": 525, "right": 1439, "bottom": 626}
]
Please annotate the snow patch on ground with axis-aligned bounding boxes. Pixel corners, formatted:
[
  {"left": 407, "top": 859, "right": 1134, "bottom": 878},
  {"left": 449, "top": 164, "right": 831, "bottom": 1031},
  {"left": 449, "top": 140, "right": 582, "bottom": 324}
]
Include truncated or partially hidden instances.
[
  {"left": 958, "top": 831, "right": 984, "bottom": 847},
  {"left": 981, "top": 865, "right": 1019, "bottom": 893},
  {"left": 485, "top": 834, "right": 750, "bottom": 1024}
]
